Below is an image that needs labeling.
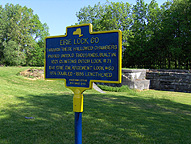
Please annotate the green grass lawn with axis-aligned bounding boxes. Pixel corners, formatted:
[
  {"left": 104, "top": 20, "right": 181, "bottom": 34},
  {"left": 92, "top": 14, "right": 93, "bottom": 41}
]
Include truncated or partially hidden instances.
[{"left": 0, "top": 67, "right": 191, "bottom": 144}]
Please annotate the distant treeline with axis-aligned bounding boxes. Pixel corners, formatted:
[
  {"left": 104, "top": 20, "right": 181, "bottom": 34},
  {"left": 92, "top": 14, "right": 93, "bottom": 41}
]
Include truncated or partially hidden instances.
[
  {"left": 76, "top": 0, "right": 191, "bottom": 69},
  {"left": 1, "top": 0, "right": 191, "bottom": 69},
  {"left": 0, "top": 4, "right": 49, "bottom": 66}
]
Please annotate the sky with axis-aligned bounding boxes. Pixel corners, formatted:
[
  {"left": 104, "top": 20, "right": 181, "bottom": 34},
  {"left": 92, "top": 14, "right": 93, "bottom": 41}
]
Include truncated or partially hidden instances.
[{"left": 1, "top": 0, "right": 167, "bottom": 36}]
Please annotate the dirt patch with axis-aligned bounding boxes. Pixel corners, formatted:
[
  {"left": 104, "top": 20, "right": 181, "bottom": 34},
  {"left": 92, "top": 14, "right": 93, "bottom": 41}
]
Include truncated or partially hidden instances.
[{"left": 20, "top": 69, "right": 44, "bottom": 80}]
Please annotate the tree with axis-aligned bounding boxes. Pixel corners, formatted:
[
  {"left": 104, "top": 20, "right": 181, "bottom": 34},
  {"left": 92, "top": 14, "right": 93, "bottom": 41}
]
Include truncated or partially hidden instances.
[
  {"left": 0, "top": 5, "right": 7, "bottom": 63},
  {"left": 123, "top": 0, "right": 148, "bottom": 68},
  {"left": 156, "top": 0, "right": 191, "bottom": 69},
  {"left": 141, "top": 0, "right": 166, "bottom": 68},
  {"left": 76, "top": 1, "right": 132, "bottom": 50},
  {"left": 0, "top": 3, "right": 49, "bottom": 66},
  {"left": 28, "top": 43, "right": 44, "bottom": 66},
  {"left": 76, "top": 0, "right": 191, "bottom": 69},
  {"left": 3, "top": 41, "right": 25, "bottom": 66}
]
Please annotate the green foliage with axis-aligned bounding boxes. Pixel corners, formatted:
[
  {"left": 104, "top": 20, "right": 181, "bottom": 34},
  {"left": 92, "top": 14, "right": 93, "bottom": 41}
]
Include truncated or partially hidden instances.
[
  {"left": 76, "top": 0, "right": 191, "bottom": 69},
  {"left": 3, "top": 40, "right": 25, "bottom": 66},
  {"left": 27, "top": 43, "right": 45, "bottom": 66},
  {"left": 98, "top": 84, "right": 132, "bottom": 92},
  {"left": 159, "top": 0, "right": 191, "bottom": 69},
  {"left": 0, "top": 3, "right": 49, "bottom": 66},
  {"left": 76, "top": 1, "right": 132, "bottom": 51}
]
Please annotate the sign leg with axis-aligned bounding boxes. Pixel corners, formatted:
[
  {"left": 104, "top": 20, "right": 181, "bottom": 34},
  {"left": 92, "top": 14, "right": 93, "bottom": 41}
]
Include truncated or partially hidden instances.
[
  {"left": 75, "top": 112, "right": 82, "bottom": 144},
  {"left": 70, "top": 88, "right": 85, "bottom": 144}
]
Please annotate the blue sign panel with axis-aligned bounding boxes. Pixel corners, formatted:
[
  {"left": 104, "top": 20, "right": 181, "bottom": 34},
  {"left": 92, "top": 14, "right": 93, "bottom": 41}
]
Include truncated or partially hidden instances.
[{"left": 45, "top": 24, "right": 122, "bottom": 88}]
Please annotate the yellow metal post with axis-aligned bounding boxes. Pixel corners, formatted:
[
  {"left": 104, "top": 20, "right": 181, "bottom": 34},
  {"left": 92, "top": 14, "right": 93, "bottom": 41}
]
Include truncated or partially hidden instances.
[
  {"left": 73, "top": 89, "right": 83, "bottom": 112},
  {"left": 69, "top": 88, "right": 86, "bottom": 112},
  {"left": 69, "top": 88, "right": 86, "bottom": 144}
]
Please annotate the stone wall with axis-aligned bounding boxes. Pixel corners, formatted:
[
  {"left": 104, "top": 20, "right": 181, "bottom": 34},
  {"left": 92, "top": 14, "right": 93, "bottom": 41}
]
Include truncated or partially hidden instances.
[
  {"left": 146, "top": 69, "right": 191, "bottom": 92},
  {"left": 96, "top": 69, "right": 150, "bottom": 90},
  {"left": 122, "top": 69, "right": 150, "bottom": 90},
  {"left": 97, "top": 69, "right": 191, "bottom": 92}
]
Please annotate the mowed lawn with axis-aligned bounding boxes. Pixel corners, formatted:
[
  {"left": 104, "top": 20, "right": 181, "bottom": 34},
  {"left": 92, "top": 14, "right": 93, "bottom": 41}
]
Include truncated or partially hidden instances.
[{"left": 0, "top": 67, "right": 191, "bottom": 144}]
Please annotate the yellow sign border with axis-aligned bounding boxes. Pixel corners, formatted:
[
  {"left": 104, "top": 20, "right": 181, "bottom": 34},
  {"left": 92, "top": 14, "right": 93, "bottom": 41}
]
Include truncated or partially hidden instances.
[{"left": 44, "top": 23, "right": 122, "bottom": 91}]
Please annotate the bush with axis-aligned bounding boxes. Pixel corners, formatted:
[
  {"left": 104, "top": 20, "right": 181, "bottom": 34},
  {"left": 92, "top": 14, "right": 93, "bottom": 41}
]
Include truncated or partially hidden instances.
[{"left": 97, "top": 85, "right": 137, "bottom": 95}]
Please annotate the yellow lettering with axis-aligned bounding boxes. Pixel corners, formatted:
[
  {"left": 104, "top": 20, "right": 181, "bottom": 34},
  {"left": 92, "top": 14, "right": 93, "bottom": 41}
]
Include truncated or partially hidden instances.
[
  {"left": 56, "top": 66, "right": 64, "bottom": 70},
  {"left": 67, "top": 59, "right": 76, "bottom": 63},
  {"left": 75, "top": 52, "right": 111, "bottom": 58},
  {"left": 105, "top": 66, "right": 114, "bottom": 71},
  {"left": 73, "top": 46, "right": 93, "bottom": 51},
  {"left": 102, "top": 59, "right": 112, "bottom": 63},
  {"left": 78, "top": 59, "right": 90, "bottom": 63},
  {"left": 48, "top": 54, "right": 60, "bottom": 58},
  {"left": 94, "top": 45, "right": 118, "bottom": 50},
  {"left": 75, "top": 72, "right": 84, "bottom": 76},
  {"left": 65, "top": 66, "right": 72, "bottom": 70},
  {"left": 93, "top": 66, "right": 104, "bottom": 70},
  {"left": 56, "top": 71, "right": 73, "bottom": 76},
  {"left": 57, "top": 71, "right": 67, "bottom": 76},
  {"left": 91, "top": 59, "right": 102, "bottom": 63},
  {"left": 60, "top": 39, "right": 72, "bottom": 45},
  {"left": 61, "top": 53, "right": 74, "bottom": 58},
  {"left": 50, "top": 71, "right": 57, "bottom": 75},
  {"left": 71, "top": 66, "right": 92, "bottom": 70},
  {"left": 111, "top": 53, "right": 116, "bottom": 57},
  {"left": 74, "top": 38, "right": 89, "bottom": 45},
  {"left": 61, "top": 47, "right": 72, "bottom": 51},
  {"left": 51, "top": 60, "right": 58, "bottom": 64},
  {"left": 85, "top": 72, "right": 112, "bottom": 77},
  {"left": 107, "top": 59, "right": 111, "bottom": 63},
  {"left": 49, "top": 66, "right": 55, "bottom": 70},
  {"left": 91, "top": 37, "right": 99, "bottom": 44},
  {"left": 48, "top": 48, "right": 60, "bottom": 52}
]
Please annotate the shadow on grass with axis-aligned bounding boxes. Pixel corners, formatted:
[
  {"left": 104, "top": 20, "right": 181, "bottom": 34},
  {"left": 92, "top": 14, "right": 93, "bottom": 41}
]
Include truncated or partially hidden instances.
[
  {"left": 0, "top": 92, "right": 191, "bottom": 144},
  {"left": 0, "top": 93, "right": 74, "bottom": 144}
]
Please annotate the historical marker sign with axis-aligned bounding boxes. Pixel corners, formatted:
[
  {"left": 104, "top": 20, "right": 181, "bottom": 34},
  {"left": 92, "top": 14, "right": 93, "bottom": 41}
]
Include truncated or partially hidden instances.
[
  {"left": 45, "top": 23, "right": 122, "bottom": 144},
  {"left": 45, "top": 23, "right": 122, "bottom": 89}
]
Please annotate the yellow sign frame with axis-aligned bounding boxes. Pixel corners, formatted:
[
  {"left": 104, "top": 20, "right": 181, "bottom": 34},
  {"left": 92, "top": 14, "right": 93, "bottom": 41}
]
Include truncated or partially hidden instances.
[{"left": 44, "top": 23, "right": 122, "bottom": 112}]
